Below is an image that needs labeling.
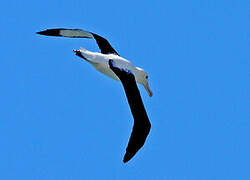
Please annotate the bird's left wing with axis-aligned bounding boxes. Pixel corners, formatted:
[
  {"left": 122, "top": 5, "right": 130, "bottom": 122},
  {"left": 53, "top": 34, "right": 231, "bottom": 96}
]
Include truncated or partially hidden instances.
[
  {"left": 37, "top": 28, "right": 119, "bottom": 55},
  {"left": 108, "top": 60, "right": 151, "bottom": 163}
]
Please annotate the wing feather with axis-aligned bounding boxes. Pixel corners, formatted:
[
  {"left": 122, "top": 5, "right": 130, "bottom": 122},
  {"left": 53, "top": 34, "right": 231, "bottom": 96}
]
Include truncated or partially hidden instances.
[
  {"left": 37, "top": 28, "right": 119, "bottom": 55},
  {"left": 108, "top": 60, "right": 151, "bottom": 163}
]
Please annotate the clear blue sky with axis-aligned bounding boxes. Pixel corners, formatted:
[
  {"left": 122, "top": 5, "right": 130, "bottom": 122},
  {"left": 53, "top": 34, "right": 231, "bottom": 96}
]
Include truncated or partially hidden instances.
[{"left": 0, "top": 0, "right": 249, "bottom": 179}]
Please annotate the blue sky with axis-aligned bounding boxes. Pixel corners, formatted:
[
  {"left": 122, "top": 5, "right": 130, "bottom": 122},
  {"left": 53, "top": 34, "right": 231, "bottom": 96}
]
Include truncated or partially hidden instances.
[{"left": 0, "top": 0, "right": 249, "bottom": 179}]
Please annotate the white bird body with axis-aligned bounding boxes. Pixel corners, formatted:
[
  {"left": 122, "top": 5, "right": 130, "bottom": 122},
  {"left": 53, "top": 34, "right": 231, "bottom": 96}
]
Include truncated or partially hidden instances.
[{"left": 78, "top": 47, "right": 143, "bottom": 84}]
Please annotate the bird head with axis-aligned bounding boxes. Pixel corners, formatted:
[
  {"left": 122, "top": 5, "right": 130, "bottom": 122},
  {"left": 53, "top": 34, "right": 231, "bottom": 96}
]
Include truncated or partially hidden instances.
[{"left": 135, "top": 67, "right": 153, "bottom": 97}]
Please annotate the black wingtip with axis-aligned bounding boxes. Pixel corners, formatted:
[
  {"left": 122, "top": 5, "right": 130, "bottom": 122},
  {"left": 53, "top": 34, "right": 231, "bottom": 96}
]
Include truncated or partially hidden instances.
[
  {"left": 36, "top": 29, "right": 62, "bottom": 36},
  {"left": 123, "top": 153, "right": 133, "bottom": 163}
]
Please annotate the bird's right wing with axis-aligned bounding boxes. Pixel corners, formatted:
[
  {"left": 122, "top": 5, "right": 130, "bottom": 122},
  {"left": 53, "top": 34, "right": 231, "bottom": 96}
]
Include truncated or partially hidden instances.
[
  {"left": 108, "top": 59, "right": 151, "bottom": 163},
  {"left": 37, "top": 28, "right": 119, "bottom": 55}
]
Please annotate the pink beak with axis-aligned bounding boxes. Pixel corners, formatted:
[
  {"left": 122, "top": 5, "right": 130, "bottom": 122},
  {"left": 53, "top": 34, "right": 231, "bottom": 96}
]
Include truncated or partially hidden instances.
[{"left": 143, "top": 82, "right": 153, "bottom": 97}]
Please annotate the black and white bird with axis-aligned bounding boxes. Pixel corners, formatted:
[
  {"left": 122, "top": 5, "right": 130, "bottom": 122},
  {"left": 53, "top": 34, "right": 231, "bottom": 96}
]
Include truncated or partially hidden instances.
[{"left": 37, "top": 28, "right": 152, "bottom": 163}]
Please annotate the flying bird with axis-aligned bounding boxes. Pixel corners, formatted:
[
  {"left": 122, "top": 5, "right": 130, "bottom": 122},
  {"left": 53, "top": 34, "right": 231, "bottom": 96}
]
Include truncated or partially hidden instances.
[{"left": 37, "top": 28, "right": 152, "bottom": 163}]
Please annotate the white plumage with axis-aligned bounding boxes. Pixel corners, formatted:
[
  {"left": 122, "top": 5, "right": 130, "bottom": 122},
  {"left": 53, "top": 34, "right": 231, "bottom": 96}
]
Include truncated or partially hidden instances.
[{"left": 75, "top": 47, "right": 146, "bottom": 84}]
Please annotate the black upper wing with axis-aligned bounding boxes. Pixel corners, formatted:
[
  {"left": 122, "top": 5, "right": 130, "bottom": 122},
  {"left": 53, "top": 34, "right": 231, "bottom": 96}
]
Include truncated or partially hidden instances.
[
  {"left": 91, "top": 33, "right": 119, "bottom": 55},
  {"left": 37, "top": 28, "right": 119, "bottom": 55},
  {"left": 108, "top": 60, "right": 151, "bottom": 163}
]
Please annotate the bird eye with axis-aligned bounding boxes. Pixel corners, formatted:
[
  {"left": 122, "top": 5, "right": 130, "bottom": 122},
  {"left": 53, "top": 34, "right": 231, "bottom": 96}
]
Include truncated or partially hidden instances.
[{"left": 146, "top": 75, "right": 148, "bottom": 79}]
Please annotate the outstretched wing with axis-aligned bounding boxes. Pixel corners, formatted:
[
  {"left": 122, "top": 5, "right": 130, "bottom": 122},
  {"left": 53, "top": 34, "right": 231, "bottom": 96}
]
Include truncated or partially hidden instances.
[
  {"left": 108, "top": 60, "right": 151, "bottom": 163},
  {"left": 37, "top": 28, "right": 119, "bottom": 55}
]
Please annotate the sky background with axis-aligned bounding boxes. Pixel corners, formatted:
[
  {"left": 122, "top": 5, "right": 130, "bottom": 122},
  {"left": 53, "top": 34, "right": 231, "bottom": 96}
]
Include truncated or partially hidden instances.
[{"left": 0, "top": 0, "right": 249, "bottom": 179}]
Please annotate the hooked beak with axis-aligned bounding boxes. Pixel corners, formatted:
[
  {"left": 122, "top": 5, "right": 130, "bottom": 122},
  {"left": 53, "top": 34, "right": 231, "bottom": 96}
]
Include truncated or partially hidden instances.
[{"left": 143, "top": 82, "right": 153, "bottom": 97}]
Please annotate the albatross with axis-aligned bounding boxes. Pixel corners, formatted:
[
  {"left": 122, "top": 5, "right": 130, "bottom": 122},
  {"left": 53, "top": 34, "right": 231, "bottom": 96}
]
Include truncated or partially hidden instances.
[{"left": 37, "top": 28, "right": 152, "bottom": 163}]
